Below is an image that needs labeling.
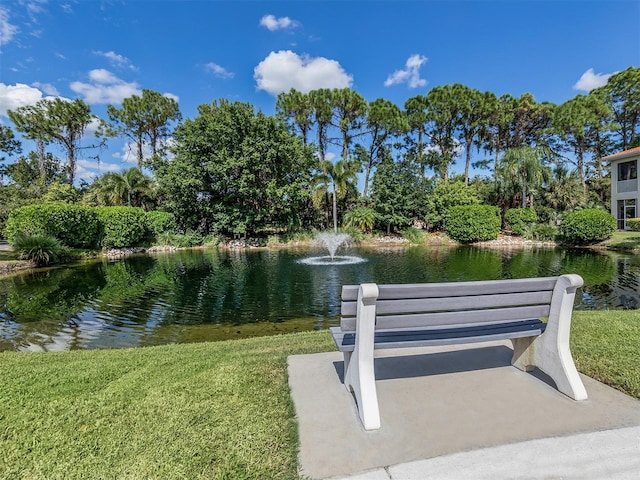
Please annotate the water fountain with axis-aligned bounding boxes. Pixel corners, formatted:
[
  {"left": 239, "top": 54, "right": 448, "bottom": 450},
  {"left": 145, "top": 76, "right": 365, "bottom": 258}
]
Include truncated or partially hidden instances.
[{"left": 297, "top": 232, "right": 367, "bottom": 266}]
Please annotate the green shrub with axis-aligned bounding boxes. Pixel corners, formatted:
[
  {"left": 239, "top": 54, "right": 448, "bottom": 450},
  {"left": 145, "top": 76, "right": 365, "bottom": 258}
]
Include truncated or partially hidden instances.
[
  {"left": 339, "top": 227, "right": 365, "bottom": 243},
  {"left": 524, "top": 223, "right": 558, "bottom": 241},
  {"left": 627, "top": 218, "right": 640, "bottom": 232},
  {"left": 343, "top": 207, "right": 377, "bottom": 233},
  {"left": 505, "top": 208, "right": 538, "bottom": 236},
  {"left": 12, "top": 233, "right": 63, "bottom": 266},
  {"left": 534, "top": 206, "right": 556, "bottom": 225},
  {"left": 203, "top": 234, "right": 223, "bottom": 248},
  {"left": 5, "top": 203, "right": 99, "bottom": 248},
  {"left": 445, "top": 205, "right": 501, "bottom": 243},
  {"left": 424, "top": 180, "right": 480, "bottom": 231},
  {"left": 146, "top": 211, "right": 178, "bottom": 236},
  {"left": 560, "top": 208, "right": 617, "bottom": 245},
  {"left": 401, "top": 227, "right": 425, "bottom": 244},
  {"left": 96, "top": 206, "right": 148, "bottom": 248}
]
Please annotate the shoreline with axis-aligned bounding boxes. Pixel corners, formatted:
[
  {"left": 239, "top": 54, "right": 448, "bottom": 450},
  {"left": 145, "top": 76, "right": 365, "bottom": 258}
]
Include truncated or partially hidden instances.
[{"left": 1, "top": 232, "right": 636, "bottom": 279}]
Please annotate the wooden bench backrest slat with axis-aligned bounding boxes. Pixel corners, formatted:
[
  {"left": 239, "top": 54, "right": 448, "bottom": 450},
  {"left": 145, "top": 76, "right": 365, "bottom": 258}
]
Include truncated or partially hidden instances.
[
  {"left": 339, "top": 276, "right": 559, "bottom": 331},
  {"left": 341, "top": 291, "right": 553, "bottom": 317},
  {"left": 340, "top": 304, "right": 551, "bottom": 331},
  {"left": 341, "top": 277, "right": 558, "bottom": 301}
]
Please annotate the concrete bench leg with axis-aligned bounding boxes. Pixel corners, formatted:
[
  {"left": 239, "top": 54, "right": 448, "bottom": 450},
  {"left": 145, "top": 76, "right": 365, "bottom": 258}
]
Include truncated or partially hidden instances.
[
  {"left": 511, "top": 274, "right": 588, "bottom": 401},
  {"left": 344, "top": 283, "right": 381, "bottom": 430}
]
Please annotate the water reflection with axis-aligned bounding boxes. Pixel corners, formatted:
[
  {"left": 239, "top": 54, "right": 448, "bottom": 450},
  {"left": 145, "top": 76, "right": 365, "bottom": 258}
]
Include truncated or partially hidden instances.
[{"left": 0, "top": 246, "right": 637, "bottom": 352}]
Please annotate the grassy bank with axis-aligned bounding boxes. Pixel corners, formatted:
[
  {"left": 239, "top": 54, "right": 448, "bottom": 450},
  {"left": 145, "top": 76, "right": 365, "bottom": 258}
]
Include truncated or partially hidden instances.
[
  {"left": 1, "top": 311, "right": 639, "bottom": 479},
  {"left": 571, "top": 310, "right": 640, "bottom": 398},
  {"left": 600, "top": 230, "right": 640, "bottom": 251}
]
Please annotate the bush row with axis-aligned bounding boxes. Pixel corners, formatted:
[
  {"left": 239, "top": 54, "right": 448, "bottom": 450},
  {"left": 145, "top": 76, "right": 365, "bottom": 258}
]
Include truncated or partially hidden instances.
[
  {"left": 443, "top": 205, "right": 616, "bottom": 245},
  {"left": 4, "top": 204, "right": 177, "bottom": 249}
]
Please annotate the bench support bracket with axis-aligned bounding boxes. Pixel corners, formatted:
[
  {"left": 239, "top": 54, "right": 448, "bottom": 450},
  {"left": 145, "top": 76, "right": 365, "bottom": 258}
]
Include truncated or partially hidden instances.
[
  {"left": 510, "top": 274, "right": 588, "bottom": 401},
  {"left": 344, "top": 283, "right": 381, "bottom": 431}
]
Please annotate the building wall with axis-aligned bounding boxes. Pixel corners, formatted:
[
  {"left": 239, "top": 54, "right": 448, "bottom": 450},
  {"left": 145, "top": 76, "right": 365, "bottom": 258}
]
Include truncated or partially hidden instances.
[{"left": 610, "top": 153, "right": 640, "bottom": 229}]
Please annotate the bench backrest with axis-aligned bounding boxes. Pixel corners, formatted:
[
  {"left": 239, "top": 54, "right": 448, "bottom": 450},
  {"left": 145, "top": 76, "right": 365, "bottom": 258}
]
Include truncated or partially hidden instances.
[{"left": 340, "top": 276, "right": 561, "bottom": 331}]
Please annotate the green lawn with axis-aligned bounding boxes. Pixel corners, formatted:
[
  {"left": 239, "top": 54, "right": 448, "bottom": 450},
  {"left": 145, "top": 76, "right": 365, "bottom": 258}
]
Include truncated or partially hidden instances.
[
  {"left": 601, "top": 230, "right": 640, "bottom": 251},
  {"left": 0, "top": 312, "right": 638, "bottom": 479}
]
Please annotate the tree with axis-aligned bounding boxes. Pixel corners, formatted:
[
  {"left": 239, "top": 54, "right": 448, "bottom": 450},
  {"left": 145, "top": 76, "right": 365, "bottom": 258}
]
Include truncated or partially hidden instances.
[
  {"left": 4, "top": 151, "right": 66, "bottom": 194},
  {"left": 404, "top": 94, "right": 430, "bottom": 177},
  {"left": 541, "top": 166, "right": 585, "bottom": 211},
  {"left": 0, "top": 125, "right": 21, "bottom": 162},
  {"left": 8, "top": 98, "right": 107, "bottom": 185},
  {"left": 276, "top": 89, "right": 313, "bottom": 145},
  {"left": 454, "top": 85, "right": 486, "bottom": 185},
  {"left": 423, "top": 85, "right": 461, "bottom": 182},
  {"left": 331, "top": 88, "right": 368, "bottom": 163},
  {"left": 309, "top": 89, "right": 334, "bottom": 162},
  {"left": 508, "top": 93, "right": 554, "bottom": 149},
  {"left": 552, "top": 94, "right": 611, "bottom": 191},
  {"left": 359, "top": 98, "right": 408, "bottom": 197},
  {"left": 312, "top": 159, "right": 359, "bottom": 232},
  {"left": 371, "top": 154, "right": 426, "bottom": 233},
  {"left": 0, "top": 125, "right": 22, "bottom": 183},
  {"left": 478, "top": 92, "right": 512, "bottom": 177},
  {"left": 88, "top": 168, "right": 155, "bottom": 208},
  {"left": 157, "top": 99, "right": 315, "bottom": 234},
  {"left": 497, "top": 146, "right": 552, "bottom": 209},
  {"left": 107, "top": 89, "right": 181, "bottom": 170},
  {"left": 592, "top": 66, "right": 640, "bottom": 150}
]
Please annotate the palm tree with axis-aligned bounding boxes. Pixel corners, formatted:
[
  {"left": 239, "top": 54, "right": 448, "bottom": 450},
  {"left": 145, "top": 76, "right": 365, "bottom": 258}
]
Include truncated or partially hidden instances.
[
  {"left": 542, "top": 166, "right": 585, "bottom": 211},
  {"left": 89, "top": 168, "right": 155, "bottom": 208},
  {"left": 496, "top": 146, "right": 552, "bottom": 208},
  {"left": 312, "top": 160, "right": 359, "bottom": 232}
]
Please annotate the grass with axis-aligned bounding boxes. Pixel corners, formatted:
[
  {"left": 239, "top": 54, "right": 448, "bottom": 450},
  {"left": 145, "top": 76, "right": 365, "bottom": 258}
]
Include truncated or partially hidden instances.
[
  {"left": 0, "top": 312, "right": 638, "bottom": 479},
  {"left": 601, "top": 230, "right": 640, "bottom": 251},
  {"left": 0, "top": 332, "right": 334, "bottom": 480},
  {"left": 571, "top": 310, "right": 640, "bottom": 398}
]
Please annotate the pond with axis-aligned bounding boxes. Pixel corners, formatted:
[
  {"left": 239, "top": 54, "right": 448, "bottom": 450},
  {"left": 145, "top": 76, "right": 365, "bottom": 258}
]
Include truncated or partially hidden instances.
[{"left": 0, "top": 245, "right": 638, "bottom": 352}]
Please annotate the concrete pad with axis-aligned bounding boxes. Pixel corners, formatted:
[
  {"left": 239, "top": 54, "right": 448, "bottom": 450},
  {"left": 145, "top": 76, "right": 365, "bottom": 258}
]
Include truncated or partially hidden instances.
[{"left": 288, "top": 341, "right": 640, "bottom": 479}]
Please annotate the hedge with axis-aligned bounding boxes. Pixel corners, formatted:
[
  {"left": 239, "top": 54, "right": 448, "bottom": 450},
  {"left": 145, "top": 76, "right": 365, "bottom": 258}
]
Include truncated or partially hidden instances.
[
  {"left": 560, "top": 209, "right": 617, "bottom": 245},
  {"left": 96, "top": 206, "right": 148, "bottom": 248},
  {"left": 4, "top": 203, "right": 100, "bottom": 248},
  {"left": 445, "top": 205, "right": 501, "bottom": 243},
  {"left": 505, "top": 208, "right": 538, "bottom": 236},
  {"left": 627, "top": 218, "right": 640, "bottom": 232},
  {"left": 146, "top": 211, "right": 178, "bottom": 236}
]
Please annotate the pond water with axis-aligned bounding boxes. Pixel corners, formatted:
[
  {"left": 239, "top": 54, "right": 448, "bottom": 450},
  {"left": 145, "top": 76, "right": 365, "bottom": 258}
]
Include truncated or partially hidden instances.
[{"left": 0, "top": 246, "right": 638, "bottom": 352}]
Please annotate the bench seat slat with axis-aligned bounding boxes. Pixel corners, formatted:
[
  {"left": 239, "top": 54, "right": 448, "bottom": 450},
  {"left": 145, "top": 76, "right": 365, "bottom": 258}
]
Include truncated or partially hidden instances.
[
  {"left": 340, "top": 304, "right": 551, "bottom": 331},
  {"left": 341, "top": 277, "right": 558, "bottom": 301},
  {"left": 341, "top": 291, "right": 553, "bottom": 317},
  {"left": 331, "top": 319, "right": 545, "bottom": 352}
]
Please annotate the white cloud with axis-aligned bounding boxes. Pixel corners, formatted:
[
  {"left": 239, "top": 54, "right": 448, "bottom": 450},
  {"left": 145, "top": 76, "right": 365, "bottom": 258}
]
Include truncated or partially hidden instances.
[
  {"left": 260, "top": 14, "right": 299, "bottom": 31},
  {"left": 254, "top": 50, "right": 352, "bottom": 96},
  {"left": 573, "top": 68, "right": 614, "bottom": 92},
  {"left": 205, "top": 62, "right": 234, "bottom": 79},
  {"left": 0, "top": 82, "right": 46, "bottom": 116},
  {"left": 32, "top": 82, "right": 59, "bottom": 96},
  {"left": 76, "top": 159, "right": 122, "bottom": 181},
  {"left": 0, "top": 7, "right": 19, "bottom": 46},
  {"left": 70, "top": 69, "right": 141, "bottom": 104},
  {"left": 384, "top": 54, "right": 428, "bottom": 89},
  {"left": 94, "top": 50, "right": 137, "bottom": 70},
  {"left": 164, "top": 92, "right": 179, "bottom": 103}
]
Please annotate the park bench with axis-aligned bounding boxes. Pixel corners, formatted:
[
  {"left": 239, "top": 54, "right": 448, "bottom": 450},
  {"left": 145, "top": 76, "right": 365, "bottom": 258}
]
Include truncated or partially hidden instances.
[{"left": 330, "top": 274, "right": 588, "bottom": 430}]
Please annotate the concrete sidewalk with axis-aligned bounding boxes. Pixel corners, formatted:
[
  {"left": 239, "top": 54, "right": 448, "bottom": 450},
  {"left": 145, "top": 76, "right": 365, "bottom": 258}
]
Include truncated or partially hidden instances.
[{"left": 288, "top": 342, "right": 640, "bottom": 479}]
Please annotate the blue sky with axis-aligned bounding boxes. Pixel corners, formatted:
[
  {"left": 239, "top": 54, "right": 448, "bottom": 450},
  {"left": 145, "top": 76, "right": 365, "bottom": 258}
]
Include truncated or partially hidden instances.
[{"left": 1, "top": 0, "right": 639, "bottom": 183}]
